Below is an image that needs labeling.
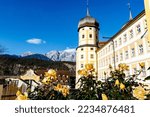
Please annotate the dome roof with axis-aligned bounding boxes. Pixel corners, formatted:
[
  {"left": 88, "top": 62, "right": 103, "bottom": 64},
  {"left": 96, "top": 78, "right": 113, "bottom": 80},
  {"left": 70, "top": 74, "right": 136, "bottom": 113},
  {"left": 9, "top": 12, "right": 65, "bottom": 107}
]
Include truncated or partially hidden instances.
[
  {"left": 78, "top": 9, "right": 99, "bottom": 31},
  {"left": 78, "top": 16, "right": 99, "bottom": 28},
  {"left": 78, "top": 8, "right": 99, "bottom": 30}
]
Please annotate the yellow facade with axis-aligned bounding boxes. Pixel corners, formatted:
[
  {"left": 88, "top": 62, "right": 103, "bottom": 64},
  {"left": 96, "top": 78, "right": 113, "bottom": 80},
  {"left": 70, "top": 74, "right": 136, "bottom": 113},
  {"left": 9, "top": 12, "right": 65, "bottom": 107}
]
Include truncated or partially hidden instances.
[
  {"left": 144, "top": 0, "right": 150, "bottom": 42},
  {"left": 76, "top": 1, "right": 150, "bottom": 86}
]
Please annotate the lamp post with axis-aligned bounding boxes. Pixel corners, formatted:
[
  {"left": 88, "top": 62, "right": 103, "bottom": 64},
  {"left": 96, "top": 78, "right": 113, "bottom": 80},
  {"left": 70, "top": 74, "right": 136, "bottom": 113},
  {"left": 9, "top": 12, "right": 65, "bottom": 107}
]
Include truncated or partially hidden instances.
[{"left": 111, "top": 40, "right": 116, "bottom": 70}]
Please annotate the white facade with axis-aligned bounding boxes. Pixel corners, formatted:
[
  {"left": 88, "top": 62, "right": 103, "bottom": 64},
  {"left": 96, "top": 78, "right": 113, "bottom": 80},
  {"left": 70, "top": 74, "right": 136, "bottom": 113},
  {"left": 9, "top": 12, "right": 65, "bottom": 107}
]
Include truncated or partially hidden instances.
[{"left": 97, "top": 12, "right": 150, "bottom": 83}]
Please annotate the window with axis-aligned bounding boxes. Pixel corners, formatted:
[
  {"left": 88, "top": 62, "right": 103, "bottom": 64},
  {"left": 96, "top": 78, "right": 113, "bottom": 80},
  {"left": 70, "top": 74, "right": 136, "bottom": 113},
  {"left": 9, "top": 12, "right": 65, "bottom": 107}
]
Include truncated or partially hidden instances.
[
  {"left": 139, "top": 44, "right": 144, "bottom": 55},
  {"left": 123, "top": 34, "right": 127, "bottom": 42},
  {"left": 106, "top": 58, "right": 108, "bottom": 65},
  {"left": 119, "top": 38, "right": 122, "bottom": 45},
  {"left": 82, "top": 35, "right": 85, "bottom": 38},
  {"left": 136, "top": 24, "right": 141, "bottom": 34},
  {"left": 108, "top": 45, "right": 111, "bottom": 51},
  {"left": 116, "top": 55, "right": 118, "bottom": 62},
  {"left": 147, "top": 40, "right": 150, "bottom": 50},
  {"left": 81, "top": 64, "right": 84, "bottom": 68},
  {"left": 105, "top": 48, "right": 107, "bottom": 54},
  {"left": 126, "top": 70, "right": 130, "bottom": 76},
  {"left": 81, "top": 48, "right": 84, "bottom": 51},
  {"left": 125, "top": 50, "right": 129, "bottom": 59},
  {"left": 115, "top": 40, "right": 117, "bottom": 48},
  {"left": 133, "top": 68, "right": 137, "bottom": 74},
  {"left": 109, "top": 57, "right": 111, "bottom": 64},
  {"left": 96, "top": 35, "right": 98, "bottom": 39},
  {"left": 90, "top": 48, "right": 94, "bottom": 50},
  {"left": 129, "top": 29, "right": 134, "bottom": 39},
  {"left": 131, "top": 48, "right": 135, "bottom": 57},
  {"left": 89, "top": 34, "right": 92, "bottom": 38},
  {"left": 141, "top": 64, "right": 146, "bottom": 77},
  {"left": 89, "top": 28, "right": 92, "bottom": 30},
  {"left": 144, "top": 19, "right": 147, "bottom": 30},
  {"left": 120, "top": 53, "right": 123, "bottom": 61},
  {"left": 82, "top": 28, "right": 84, "bottom": 30},
  {"left": 81, "top": 55, "right": 84, "bottom": 59},
  {"left": 90, "top": 54, "right": 94, "bottom": 59}
]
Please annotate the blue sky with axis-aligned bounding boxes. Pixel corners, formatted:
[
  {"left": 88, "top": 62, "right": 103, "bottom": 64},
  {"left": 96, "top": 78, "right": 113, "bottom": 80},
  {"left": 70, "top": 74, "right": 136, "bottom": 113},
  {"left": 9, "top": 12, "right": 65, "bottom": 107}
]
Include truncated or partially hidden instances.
[{"left": 0, "top": 0, "right": 144, "bottom": 55}]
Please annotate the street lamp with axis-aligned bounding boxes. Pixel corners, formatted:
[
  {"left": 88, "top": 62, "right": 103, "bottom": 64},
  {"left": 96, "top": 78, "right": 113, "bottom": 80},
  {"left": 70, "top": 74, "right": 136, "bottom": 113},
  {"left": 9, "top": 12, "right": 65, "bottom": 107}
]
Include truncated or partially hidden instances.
[{"left": 111, "top": 40, "right": 116, "bottom": 70}]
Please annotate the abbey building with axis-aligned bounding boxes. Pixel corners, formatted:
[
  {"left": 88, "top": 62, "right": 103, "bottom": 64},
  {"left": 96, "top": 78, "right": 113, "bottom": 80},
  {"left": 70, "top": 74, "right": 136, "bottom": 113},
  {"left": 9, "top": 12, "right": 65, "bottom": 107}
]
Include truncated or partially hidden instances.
[{"left": 76, "top": 0, "right": 150, "bottom": 83}]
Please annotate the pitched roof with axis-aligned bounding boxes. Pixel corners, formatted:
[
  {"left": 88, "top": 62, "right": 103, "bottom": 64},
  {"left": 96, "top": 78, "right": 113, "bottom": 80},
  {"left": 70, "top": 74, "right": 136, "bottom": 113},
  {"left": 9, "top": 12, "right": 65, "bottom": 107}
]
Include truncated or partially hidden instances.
[{"left": 98, "top": 10, "right": 145, "bottom": 50}]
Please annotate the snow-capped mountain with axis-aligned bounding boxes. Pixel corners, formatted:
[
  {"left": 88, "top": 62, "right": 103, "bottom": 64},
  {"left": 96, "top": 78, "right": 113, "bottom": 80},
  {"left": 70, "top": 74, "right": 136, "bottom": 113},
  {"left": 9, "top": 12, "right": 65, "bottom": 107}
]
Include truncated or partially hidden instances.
[
  {"left": 46, "top": 48, "right": 76, "bottom": 62},
  {"left": 21, "top": 51, "right": 34, "bottom": 57},
  {"left": 46, "top": 50, "right": 60, "bottom": 61},
  {"left": 21, "top": 48, "right": 76, "bottom": 62}
]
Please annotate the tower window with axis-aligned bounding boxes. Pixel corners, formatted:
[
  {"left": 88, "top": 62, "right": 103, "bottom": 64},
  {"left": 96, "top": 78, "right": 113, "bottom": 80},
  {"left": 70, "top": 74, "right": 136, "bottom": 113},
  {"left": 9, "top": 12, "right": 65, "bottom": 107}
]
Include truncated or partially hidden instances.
[
  {"left": 90, "top": 54, "right": 94, "bottom": 59},
  {"left": 89, "top": 28, "right": 92, "bottom": 30},
  {"left": 89, "top": 34, "right": 92, "bottom": 38},
  {"left": 81, "top": 55, "right": 84, "bottom": 59},
  {"left": 81, "top": 64, "right": 84, "bottom": 68},
  {"left": 82, "top": 35, "right": 85, "bottom": 38},
  {"left": 82, "top": 28, "right": 84, "bottom": 30},
  {"left": 81, "top": 48, "right": 84, "bottom": 51},
  {"left": 90, "top": 48, "right": 93, "bottom": 50}
]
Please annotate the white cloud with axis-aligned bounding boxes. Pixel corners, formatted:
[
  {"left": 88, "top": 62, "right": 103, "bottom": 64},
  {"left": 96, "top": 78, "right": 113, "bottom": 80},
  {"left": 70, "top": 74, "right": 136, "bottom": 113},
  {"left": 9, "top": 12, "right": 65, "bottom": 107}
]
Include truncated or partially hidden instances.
[{"left": 26, "top": 38, "right": 46, "bottom": 45}]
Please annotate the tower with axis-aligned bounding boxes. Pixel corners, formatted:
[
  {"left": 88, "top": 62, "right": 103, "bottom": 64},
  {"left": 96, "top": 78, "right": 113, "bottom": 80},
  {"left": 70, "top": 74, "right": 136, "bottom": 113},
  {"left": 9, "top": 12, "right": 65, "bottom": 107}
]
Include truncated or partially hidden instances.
[
  {"left": 144, "top": 0, "right": 150, "bottom": 42},
  {"left": 76, "top": 2, "right": 99, "bottom": 86}
]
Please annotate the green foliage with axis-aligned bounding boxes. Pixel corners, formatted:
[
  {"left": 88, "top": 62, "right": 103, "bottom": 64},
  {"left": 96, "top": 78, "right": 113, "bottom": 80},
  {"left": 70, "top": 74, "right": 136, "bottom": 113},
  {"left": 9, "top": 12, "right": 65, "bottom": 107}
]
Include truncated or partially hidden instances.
[
  {"left": 28, "top": 85, "right": 69, "bottom": 100},
  {"left": 18, "top": 64, "right": 150, "bottom": 100}
]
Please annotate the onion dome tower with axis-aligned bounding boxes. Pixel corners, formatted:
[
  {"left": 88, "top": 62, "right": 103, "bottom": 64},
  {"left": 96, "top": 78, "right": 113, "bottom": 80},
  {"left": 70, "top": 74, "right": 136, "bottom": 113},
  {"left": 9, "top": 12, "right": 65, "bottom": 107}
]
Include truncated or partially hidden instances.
[{"left": 76, "top": 3, "right": 100, "bottom": 86}]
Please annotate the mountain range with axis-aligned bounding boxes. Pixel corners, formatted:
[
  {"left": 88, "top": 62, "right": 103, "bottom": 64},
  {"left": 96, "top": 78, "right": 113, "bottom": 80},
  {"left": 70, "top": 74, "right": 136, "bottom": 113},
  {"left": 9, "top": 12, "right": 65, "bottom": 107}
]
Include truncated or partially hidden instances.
[{"left": 21, "top": 48, "right": 76, "bottom": 62}]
